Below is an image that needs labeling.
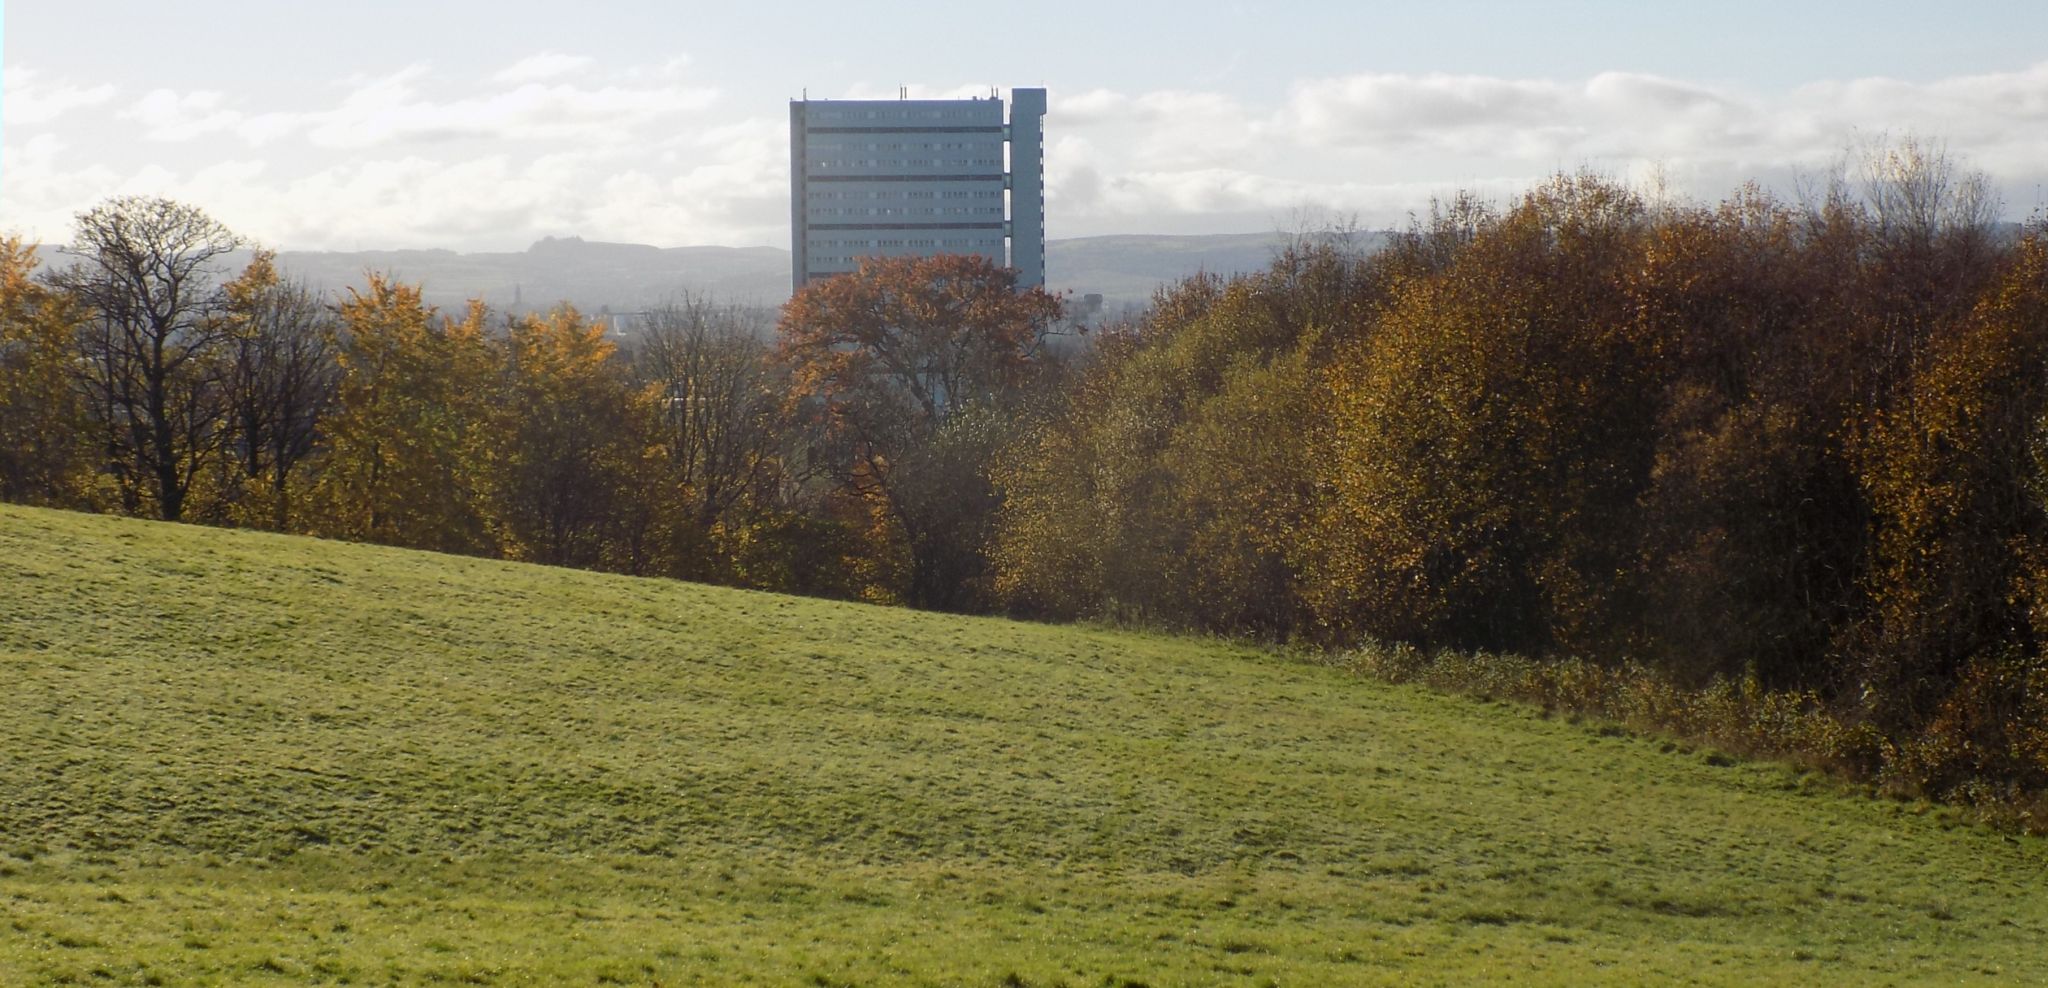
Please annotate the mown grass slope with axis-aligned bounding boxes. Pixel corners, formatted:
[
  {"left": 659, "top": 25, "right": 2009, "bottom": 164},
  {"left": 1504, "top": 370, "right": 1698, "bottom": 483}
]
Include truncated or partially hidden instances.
[{"left": 2, "top": 503, "right": 2045, "bottom": 986}]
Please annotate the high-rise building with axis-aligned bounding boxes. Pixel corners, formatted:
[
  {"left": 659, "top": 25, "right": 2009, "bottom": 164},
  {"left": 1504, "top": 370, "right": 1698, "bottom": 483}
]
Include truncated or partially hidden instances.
[{"left": 789, "top": 88, "right": 1046, "bottom": 293}]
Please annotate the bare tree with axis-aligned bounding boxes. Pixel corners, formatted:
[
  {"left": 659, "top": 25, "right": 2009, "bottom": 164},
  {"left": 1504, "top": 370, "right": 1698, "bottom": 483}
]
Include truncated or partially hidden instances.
[
  {"left": 1801, "top": 136, "right": 2006, "bottom": 405},
  {"left": 49, "top": 197, "right": 242, "bottom": 521},
  {"left": 633, "top": 296, "right": 786, "bottom": 534},
  {"left": 1798, "top": 134, "right": 2001, "bottom": 245},
  {"left": 220, "top": 252, "right": 339, "bottom": 529},
  {"left": 1854, "top": 134, "right": 2001, "bottom": 244}
]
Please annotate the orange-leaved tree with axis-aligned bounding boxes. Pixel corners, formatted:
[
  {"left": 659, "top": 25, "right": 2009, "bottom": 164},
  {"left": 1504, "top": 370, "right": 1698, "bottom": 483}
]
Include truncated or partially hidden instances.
[{"left": 778, "top": 253, "right": 1063, "bottom": 610}]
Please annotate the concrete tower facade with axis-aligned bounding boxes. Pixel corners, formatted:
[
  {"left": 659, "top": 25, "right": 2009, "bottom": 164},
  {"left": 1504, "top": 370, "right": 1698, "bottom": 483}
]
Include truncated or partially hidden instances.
[{"left": 789, "top": 89, "right": 1047, "bottom": 293}]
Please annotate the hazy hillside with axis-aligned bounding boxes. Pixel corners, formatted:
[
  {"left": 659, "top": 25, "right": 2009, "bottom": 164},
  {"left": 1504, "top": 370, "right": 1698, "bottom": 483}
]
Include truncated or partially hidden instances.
[
  {"left": 274, "top": 237, "right": 795, "bottom": 314},
  {"left": 30, "top": 229, "right": 1372, "bottom": 317},
  {"left": 1048, "top": 231, "right": 1383, "bottom": 317},
  {"left": 3, "top": 503, "right": 2044, "bottom": 985},
  {"left": 241, "top": 232, "right": 1330, "bottom": 316},
  {"left": 34, "top": 222, "right": 2010, "bottom": 321}
]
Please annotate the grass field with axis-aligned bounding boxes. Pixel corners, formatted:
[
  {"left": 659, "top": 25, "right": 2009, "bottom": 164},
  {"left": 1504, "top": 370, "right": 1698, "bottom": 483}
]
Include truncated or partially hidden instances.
[{"left": 2, "top": 503, "right": 2045, "bottom": 986}]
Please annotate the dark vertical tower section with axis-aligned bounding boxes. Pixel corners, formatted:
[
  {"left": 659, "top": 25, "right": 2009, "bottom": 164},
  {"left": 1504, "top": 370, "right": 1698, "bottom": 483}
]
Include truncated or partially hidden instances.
[
  {"left": 1008, "top": 88, "right": 1047, "bottom": 289},
  {"left": 789, "top": 99, "right": 810, "bottom": 296}
]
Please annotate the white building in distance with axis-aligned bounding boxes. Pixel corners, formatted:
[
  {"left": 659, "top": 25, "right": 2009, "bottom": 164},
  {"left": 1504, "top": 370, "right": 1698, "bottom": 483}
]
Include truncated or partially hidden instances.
[{"left": 789, "top": 88, "right": 1046, "bottom": 292}]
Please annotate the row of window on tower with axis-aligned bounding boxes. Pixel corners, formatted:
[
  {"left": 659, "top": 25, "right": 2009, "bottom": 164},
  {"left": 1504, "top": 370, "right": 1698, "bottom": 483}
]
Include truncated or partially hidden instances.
[
  {"left": 807, "top": 206, "right": 1003, "bottom": 218},
  {"left": 810, "top": 157, "right": 1004, "bottom": 170},
  {"left": 808, "top": 140, "right": 1001, "bottom": 153},
  {"left": 807, "top": 189, "right": 1002, "bottom": 201},
  {"left": 808, "top": 236, "right": 1004, "bottom": 255},
  {"left": 804, "top": 107, "right": 1000, "bottom": 123}
]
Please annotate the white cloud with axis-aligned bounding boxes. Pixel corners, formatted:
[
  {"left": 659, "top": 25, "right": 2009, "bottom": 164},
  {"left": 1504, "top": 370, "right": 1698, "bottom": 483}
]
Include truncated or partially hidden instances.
[
  {"left": 492, "top": 52, "right": 595, "bottom": 85},
  {"left": 1273, "top": 64, "right": 2048, "bottom": 179},
  {"left": 123, "top": 89, "right": 243, "bottom": 142},
  {"left": 1287, "top": 72, "right": 1566, "bottom": 146},
  {"left": 837, "top": 82, "right": 1003, "bottom": 101},
  {"left": 14, "top": 61, "right": 2048, "bottom": 252},
  {"left": 1031, "top": 64, "right": 2048, "bottom": 237},
  {"left": 1051, "top": 88, "right": 1131, "bottom": 124},
  {"left": 0, "top": 134, "right": 145, "bottom": 244},
  {"left": 1279, "top": 70, "right": 1762, "bottom": 162},
  {"left": 2, "top": 67, "right": 118, "bottom": 127},
  {"left": 82, "top": 62, "right": 725, "bottom": 154},
  {"left": 300, "top": 65, "right": 720, "bottom": 149}
]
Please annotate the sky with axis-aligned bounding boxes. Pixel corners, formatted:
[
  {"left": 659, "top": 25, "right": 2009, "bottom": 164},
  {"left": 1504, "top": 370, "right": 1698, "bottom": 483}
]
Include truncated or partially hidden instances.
[{"left": 4, "top": 0, "right": 2047, "bottom": 252}]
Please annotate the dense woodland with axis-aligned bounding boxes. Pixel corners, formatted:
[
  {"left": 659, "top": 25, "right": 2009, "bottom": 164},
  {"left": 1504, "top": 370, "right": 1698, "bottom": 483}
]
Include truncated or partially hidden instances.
[{"left": 5, "top": 143, "right": 2048, "bottom": 815}]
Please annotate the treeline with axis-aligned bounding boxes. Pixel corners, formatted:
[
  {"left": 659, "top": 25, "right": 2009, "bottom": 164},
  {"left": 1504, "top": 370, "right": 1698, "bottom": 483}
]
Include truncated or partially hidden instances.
[
  {"left": 7, "top": 147, "right": 2048, "bottom": 811},
  {"left": 0, "top": 197, "right": 987, "bottom": 600},
  {"left": 993, "top": 156, "right": 2048, "bottom": 810}
]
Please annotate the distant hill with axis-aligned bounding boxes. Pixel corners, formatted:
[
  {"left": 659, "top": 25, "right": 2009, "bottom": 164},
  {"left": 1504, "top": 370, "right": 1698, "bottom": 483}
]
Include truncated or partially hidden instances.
[
  {"left": 35, "top": 220, "right": 2027, "bottom": 320},
  {"left": 272, "top": 238, "right": 795, "bottom": 315},
  {"left": 240, "top": 231, "right": 1354, "bottom": 316},
  {"left": 1049, "top": 232, "right": 1359, "bottom": 315},
  {"left": 28, "top": 229, "right": 1377, "bottom": 318}
]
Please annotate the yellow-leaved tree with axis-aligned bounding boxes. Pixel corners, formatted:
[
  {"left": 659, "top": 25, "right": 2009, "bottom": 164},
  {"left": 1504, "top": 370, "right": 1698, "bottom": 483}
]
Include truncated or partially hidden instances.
[
  {"left": 1857, "top": 234, "right": 2048, "bottom": 793},
  {"left": 0, "top": 237, "right": 89, "bottom": 505},
  {"left": 1302, "top": 175, "right": 1662, "bottom": 654},
  {"left": 490, "top": 306, "right": 653, "bottom": 571},
  {"left": 308, "top": 275, "right": 498, "bottom": 554}
]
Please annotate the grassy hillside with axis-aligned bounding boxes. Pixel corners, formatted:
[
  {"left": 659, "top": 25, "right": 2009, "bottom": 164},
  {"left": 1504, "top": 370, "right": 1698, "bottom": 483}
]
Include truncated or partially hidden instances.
[{"left": 2, "top": 504, "right": 2044, "bottom": 986}]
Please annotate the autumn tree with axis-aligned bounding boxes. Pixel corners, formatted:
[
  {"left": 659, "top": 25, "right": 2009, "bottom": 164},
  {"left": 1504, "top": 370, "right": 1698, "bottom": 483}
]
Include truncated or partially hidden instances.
[
  {"left": 987, "top": 333, "right": 1136, "bottom": 621},
  {"left": 308, "top": 276, "right": 497, "bottom": 554},
  {"left": 491, "top": 305, "right": 648, "bottom": 570},
  {"left": 50, "top": 197, "right": 241, "bottom": 520},
  {"left": 1302, "top": 175, "right": 1661, "bottom": 654},
  {"left": 992, "top": 236, "right": 1396, "bottom": 633},
  {"left": 632, "top": 297, "right": 787, "bottom": 577},
  {"left": 0, "top": 238, "right": 88, "bottom": 505},
  {"left": 1808, "top": 136, "right": 2006, "bottom": 409},
  {"left": 779, "top": 254, "right": 1063, "bottom": 610},
  {"left": 1625, "top": 190, "right": 1870, "bottom": 685},
  {"left": 1855, "top": 235, "right": 2048, "bottom": 770},
  {"left": 216, "top": 251, "right": 338, "bottom": 529}
]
